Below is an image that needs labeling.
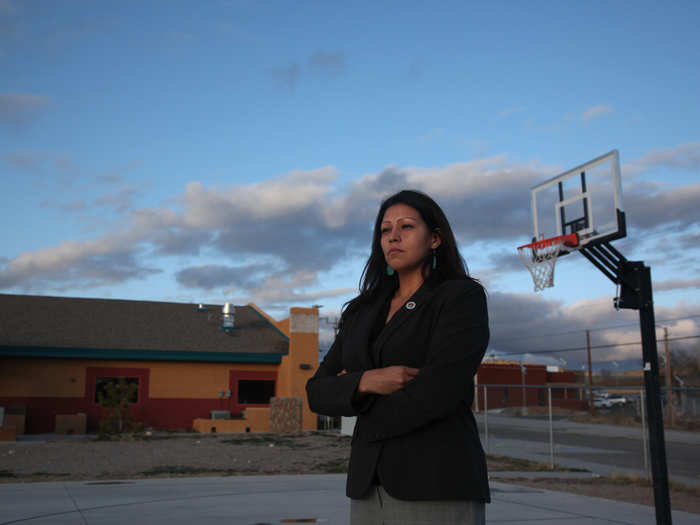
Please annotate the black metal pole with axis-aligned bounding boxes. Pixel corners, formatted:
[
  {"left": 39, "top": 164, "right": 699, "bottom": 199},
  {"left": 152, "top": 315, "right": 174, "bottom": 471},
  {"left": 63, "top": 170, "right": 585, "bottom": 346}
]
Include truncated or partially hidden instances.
[
  {"left": 638, "top": 264, "right": 672, "bottom": 525},
  {"left": 581, "top": 249, "right": 673, "bottom": 524}
]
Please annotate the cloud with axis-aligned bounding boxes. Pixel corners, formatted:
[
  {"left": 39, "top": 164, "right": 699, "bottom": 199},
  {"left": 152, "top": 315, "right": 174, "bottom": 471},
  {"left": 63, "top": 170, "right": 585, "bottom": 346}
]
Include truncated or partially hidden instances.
[
  {"left": 59, "top": 198, "right": 87, "bottom": 213},
  {"left": 96, "top": 160, "right": 142, "bottom": 184},
  {"left": 175, "top": 263, "right": 274, "bottom": 290},
  {"left": 498, "top": 106, "right": 525, "bottom": 119},
  {"left": 654, "top": 278, "right": 700, "bottom": 292},
  {"left": 0, "top": 0, "right": 18, "bottom": 56},
  {"left": 271, "top": 63, "right": 301, "bottom": 89},
  {"left": 94, "top": 186, "right": 140, "bottom": 213},
  {"left": 487, "top": 293, "right": 700, "bottom": 366},
  {"left": 0, "top": 92, "right": 51, "bottom": 129},
  {"left": 680, "top": 231, "right": 700, "bottom": 251},
  {"left": 308, "top": 51, "right": 345, "bottom": 78},
  {"left": 581, "top": 104, "right": 614, "bottom": 122},
  {"left": 240, "top": 270, "right": 355, "bottom": 311},
  {"left": 485, "top": 251, "right": 525, "bottom": 273},
  {"left": 624, "top": 141, "right": 700, "bottom": 177},
  {"left": 271, "top": 50, "right": 344, "bottom": 88},
  {"left": 96, "top": 174, "right": 125, "bottom": 184},
  {"left": 625, "top": 180, "right": 700, "bottom": 231},
  {"left": 0, "top": 0, "right": 16, "bottom": 15},
  {"left": 0, "top": 237, "right": 159, "bottom": 291},
  {"left": 2, "top": 143, "right": 699, "bottom": 313},
  {"left": 406, "top": 58, "right": 423, "bottom": 80},
  {"left": 2, "top": 151, "right": 42, "bottom": 172},
  {"left": 417, "top": 128, "right": 445, "bottom": 144}
]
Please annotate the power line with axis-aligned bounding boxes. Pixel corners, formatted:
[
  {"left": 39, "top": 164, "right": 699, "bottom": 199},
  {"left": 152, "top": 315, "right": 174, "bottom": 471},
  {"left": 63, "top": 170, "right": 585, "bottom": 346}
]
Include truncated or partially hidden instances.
[
  {"left": 491, "top": 313, "right": 700, "bottom": 343},
  {"left": 496, "top": 334, "right": 700, "bottom": 356}
]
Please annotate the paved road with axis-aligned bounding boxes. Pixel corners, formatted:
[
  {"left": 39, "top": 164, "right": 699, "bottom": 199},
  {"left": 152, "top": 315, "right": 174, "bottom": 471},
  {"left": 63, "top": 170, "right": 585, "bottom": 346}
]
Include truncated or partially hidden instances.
[{"left": 475, "top": 413, "right": 700, "bottom": 486}]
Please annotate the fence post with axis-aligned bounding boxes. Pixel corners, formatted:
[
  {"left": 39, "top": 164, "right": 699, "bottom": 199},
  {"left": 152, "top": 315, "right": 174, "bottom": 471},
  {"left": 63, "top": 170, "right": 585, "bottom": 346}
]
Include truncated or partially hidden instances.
[
  {"left": 483, "top": 385, "right": 489, "bottom": 453},
  {"left": 548, "top": 387, "right": 554, "bottom": 469}
]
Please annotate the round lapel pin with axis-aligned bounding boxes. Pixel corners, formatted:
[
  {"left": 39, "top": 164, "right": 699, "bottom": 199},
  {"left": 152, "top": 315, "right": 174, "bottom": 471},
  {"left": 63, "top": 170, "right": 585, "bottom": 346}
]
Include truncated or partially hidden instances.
[{"left": 405, "top": 301, "right": 416, "bottom": 310}]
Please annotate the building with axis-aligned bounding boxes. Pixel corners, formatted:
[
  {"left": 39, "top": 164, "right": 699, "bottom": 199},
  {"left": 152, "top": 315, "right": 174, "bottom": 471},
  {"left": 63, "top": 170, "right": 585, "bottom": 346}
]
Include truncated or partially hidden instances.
[
  {"left": 0, "top": 294, "right": 319, "bottom": 435},
  {"left": 475, "top": 361, "right": 585, "bottom": 411}
]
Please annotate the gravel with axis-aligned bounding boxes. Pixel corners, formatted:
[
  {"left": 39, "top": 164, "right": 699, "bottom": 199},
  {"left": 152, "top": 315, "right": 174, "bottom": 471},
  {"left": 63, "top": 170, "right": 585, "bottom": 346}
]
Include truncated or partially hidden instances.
[{"left": 0, "top": 431, "right": 351, "bottom": 481}]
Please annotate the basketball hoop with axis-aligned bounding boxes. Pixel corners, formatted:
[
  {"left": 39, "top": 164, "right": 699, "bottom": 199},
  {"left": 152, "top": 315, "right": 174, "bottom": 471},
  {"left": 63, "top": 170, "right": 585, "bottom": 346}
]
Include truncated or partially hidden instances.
[{"left": 518, "top": 233, "right": 578, "bottom": 292}]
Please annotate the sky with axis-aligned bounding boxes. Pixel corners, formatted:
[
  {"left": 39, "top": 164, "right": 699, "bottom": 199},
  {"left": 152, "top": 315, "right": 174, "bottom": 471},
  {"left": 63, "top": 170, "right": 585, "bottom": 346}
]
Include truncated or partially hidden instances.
[{"left": 2, "top": 1, "right": 699, "bottom": 374}]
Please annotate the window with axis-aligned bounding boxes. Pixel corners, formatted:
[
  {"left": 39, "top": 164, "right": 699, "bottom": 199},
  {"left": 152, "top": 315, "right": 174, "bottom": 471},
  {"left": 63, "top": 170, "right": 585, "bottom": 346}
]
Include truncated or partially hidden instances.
[
  {"left": 503, "top": 387, "right": 509, "bottom": 405},
  {"left": 95, "top": 377, "right": 139, "bottom": 404},
  {"left": 237, "top": 379, "right": 275, "bottom": 405}
]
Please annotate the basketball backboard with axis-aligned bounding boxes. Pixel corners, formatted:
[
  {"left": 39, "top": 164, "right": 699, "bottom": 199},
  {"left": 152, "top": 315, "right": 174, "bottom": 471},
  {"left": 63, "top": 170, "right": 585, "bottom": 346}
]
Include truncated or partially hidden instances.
[{"left": 530, "top": 149, "right": 626, "bottom": 254}]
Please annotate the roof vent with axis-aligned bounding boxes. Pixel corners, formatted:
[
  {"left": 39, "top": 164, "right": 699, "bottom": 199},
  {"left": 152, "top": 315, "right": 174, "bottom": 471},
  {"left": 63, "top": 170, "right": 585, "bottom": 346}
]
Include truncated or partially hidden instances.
[{"left": 222, "top": 303, "right": 235, "bottom": 332}]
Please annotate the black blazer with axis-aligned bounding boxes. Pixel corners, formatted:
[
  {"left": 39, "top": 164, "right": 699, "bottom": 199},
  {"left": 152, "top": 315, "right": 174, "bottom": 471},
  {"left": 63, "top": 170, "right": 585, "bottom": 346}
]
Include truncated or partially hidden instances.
[{"left": 306, "top": 276, "right": 490, "bottom": 502}]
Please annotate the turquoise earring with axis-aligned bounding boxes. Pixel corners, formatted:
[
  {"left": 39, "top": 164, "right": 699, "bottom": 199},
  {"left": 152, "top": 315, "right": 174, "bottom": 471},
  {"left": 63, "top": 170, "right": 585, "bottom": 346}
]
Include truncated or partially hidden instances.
[
  {"left": 386, "top": 265, "right": 395, "bottom": 276},
  {"left": 432, "top": 249, "right": 437, "bottom": 270}
]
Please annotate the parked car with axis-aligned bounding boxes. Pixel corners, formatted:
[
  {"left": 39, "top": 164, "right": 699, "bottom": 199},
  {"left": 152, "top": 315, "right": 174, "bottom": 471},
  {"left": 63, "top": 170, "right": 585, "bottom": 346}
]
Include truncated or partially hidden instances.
[
  {"left": 608, "top": 395, "right": 627, "bottom": 406},
  {"left": 594, "top": 396, "right": 612, "bottom": 408},
  {"left": 594, "top": 395, "right": 627, "bottom": 408}
]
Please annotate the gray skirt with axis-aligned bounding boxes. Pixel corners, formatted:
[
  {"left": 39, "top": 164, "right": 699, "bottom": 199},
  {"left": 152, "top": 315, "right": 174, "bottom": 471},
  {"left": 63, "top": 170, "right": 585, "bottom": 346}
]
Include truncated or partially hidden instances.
[{"left": 350, "top": 485, "right": 486, "bottom": 525}]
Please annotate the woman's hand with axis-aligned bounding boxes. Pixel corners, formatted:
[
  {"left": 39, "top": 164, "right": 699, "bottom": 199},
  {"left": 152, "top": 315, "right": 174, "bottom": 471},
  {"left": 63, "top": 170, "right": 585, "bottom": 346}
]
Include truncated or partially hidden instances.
[{"left": 357, "top": 366, "right": 419, "bottom": 395}]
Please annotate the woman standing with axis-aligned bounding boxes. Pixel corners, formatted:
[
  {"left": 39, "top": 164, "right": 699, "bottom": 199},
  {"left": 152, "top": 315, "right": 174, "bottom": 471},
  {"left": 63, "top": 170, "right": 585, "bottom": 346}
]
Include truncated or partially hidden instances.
[{"left": 306, "top": 190, "right": 490, "bottom": 524}]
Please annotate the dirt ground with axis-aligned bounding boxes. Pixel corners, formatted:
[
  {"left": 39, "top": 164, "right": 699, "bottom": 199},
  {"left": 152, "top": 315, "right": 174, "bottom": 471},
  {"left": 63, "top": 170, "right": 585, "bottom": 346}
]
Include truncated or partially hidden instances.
[
  {"left": 490, "top": 476, "right": 700, "bottom": 515},
  {"left": 1, "top": 431, "right": 698, "bottom": 515}
]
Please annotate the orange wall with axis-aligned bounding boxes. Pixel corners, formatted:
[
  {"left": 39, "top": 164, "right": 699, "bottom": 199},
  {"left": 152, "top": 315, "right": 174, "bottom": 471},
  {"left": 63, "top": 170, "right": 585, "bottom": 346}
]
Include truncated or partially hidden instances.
[
  {"left": 0, "top": 357, "right": 276, "bottom": 399},
  {"left": 149, "top": 361, "right": 276, "bottom": 398},
  {"left": 273, "top": 307, "right": 318, "bottom": 430},
  {"left": 274, "top": 318, "right": 292, "bottom": 399},
  {"left": 0, "top": 358, "right": 86, "bottom": 397}
]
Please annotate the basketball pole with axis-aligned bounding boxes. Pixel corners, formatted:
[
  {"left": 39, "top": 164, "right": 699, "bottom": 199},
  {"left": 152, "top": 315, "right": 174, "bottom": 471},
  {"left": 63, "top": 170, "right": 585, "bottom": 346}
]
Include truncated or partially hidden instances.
[
  {"left": 580, "top": 244, "right": 672, "bottom": 525},
  {"left": 638, "top": 263, "right": 672, "bottom": 525}
]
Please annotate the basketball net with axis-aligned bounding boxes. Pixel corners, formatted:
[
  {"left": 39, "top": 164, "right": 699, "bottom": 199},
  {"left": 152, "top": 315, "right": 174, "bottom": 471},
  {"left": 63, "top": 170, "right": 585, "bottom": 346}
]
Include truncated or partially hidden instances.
[{"left": 518, "top": 234, "right": 578, "bottom": 292}]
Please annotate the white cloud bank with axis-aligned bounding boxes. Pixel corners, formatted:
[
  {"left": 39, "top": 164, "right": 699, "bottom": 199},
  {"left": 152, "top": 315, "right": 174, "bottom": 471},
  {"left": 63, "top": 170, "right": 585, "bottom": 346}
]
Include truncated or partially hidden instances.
[{"left": 2, "top": 143, "right": 700, "bottom": 312}]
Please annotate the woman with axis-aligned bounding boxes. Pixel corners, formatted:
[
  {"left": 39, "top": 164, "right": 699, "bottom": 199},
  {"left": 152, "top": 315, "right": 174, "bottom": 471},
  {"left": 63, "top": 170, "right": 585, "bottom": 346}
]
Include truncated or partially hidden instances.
[{"left": 306, "top": 189, "right": 490, "bottom": 524}]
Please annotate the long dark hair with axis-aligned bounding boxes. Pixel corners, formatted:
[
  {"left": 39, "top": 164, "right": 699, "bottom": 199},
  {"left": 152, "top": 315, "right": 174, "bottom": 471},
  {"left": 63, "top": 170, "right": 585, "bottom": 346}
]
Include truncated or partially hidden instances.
[{"left": 342, "top": 189, "right": 474, "bottom": 318}]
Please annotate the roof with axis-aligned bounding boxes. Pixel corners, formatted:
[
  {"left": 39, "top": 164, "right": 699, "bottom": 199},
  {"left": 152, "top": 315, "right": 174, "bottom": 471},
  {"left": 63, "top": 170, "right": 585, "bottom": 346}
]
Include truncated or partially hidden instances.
[{"left": 0, "top": 294, "right": 289, "bottom": 363}]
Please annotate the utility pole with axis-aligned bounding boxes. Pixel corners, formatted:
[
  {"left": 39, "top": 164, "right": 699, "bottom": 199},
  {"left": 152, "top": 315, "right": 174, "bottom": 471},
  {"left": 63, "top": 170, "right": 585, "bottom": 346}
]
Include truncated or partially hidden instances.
[{"left": 586, "top": 330, "right": 594, "bottom": 414}]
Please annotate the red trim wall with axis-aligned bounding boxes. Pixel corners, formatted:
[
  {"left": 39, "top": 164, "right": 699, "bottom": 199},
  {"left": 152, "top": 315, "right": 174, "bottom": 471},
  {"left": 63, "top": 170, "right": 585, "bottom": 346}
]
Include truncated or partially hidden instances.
[
  {"left": 84, "top": 367, "right": 150, "bottom": 432},
  {"left": 0, "top": 396, "right": 233, "bottom": 434},
  {"left": 229, "top": 370, "right": 277, "bottom": 413},
  {"left": 0, "top": 366, "right": 281, "bottom": 433}
]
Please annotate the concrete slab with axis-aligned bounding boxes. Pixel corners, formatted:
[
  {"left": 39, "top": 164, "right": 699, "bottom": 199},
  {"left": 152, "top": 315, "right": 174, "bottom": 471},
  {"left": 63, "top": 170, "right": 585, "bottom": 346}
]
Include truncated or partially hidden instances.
[
  {"left": 490, "top": 481, "right": 699, "bottom": 524},
  {"left": 0, "top": 474, "right": 697, "bottom": 525}
]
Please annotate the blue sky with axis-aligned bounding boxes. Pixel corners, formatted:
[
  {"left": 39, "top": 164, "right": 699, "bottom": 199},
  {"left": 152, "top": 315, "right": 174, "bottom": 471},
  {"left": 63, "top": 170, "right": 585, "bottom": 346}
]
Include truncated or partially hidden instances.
[{"left": 2, "top": 1, "right": 699, "bottom": 371}]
